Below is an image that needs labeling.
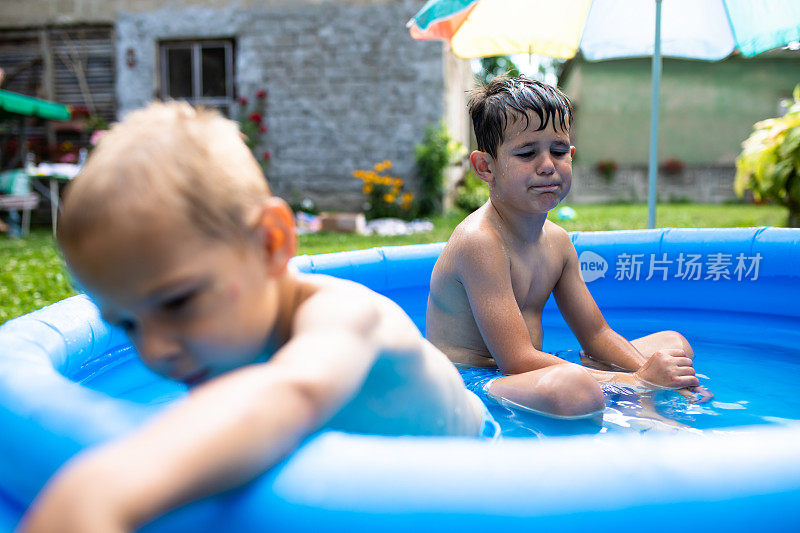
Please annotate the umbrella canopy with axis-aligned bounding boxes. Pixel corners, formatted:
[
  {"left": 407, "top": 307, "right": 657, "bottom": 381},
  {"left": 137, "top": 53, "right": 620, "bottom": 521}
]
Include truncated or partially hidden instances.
[
  {"left": 408, "top": 0, "right": 800, "bottom": 227},
  {"left": 409, "top": 0, "right": 800, "bottom": 60},
  {"left": 0, "top": 89, "right": 71, "bottom": 121}
]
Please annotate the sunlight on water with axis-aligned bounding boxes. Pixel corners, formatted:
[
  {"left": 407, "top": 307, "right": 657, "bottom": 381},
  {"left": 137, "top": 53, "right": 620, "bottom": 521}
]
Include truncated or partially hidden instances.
[{"left": 485, "top": 341, "right": 800, "bottom": 439}]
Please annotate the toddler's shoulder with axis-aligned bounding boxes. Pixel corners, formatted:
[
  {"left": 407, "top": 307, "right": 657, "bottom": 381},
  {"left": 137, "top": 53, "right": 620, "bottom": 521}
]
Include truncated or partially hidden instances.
[{"left": 294, "top": 274, "right": 411, "bottom": 330}]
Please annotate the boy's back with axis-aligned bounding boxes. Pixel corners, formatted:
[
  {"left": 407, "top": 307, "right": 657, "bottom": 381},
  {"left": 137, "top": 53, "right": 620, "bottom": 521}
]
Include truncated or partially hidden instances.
[
  {"left": 297, "top": 273, "right": 481, "bottom": 437},
  {"left": 19, "top": 101, "right": 487, "bottom": 533}
]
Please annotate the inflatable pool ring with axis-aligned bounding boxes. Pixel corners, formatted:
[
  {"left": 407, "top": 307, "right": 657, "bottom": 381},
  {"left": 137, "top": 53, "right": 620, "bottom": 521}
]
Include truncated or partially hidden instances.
[{"left": 1, "top": 227, "right": 800, "bottom": 531}]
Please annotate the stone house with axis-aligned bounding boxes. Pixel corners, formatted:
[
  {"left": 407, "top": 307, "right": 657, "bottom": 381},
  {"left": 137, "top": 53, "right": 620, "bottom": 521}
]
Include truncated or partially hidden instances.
[{"left": 0, "top": 0, "right": 472, "bottom": 211}]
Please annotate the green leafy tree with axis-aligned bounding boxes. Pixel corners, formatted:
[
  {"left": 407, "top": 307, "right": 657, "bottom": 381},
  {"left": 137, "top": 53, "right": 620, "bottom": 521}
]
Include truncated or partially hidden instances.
[
  {"left": 477, "top": 56, "right": 520, "bottom": 85},
  {"left": 735, "top": 84, "right": 800, "bottom": 227}
]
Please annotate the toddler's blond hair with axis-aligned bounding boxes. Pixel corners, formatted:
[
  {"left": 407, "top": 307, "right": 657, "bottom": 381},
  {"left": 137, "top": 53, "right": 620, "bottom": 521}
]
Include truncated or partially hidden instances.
[{"left": 59, "top": 101, "right": 270, "bottom": 248}]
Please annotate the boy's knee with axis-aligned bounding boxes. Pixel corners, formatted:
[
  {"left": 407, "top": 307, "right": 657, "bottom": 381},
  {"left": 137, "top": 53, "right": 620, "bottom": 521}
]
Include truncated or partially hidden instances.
[
  {"left": 663, "top": 330, "right": 693, "bottom": 357},
  {"left": 546, "top": 364, "right": 605, "bottom": 418}
]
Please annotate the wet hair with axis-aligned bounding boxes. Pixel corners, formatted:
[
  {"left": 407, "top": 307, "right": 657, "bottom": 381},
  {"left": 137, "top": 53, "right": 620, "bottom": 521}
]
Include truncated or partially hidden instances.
[
  {"left": 468, "top": 74, "right": 573, "bottom": 158},
  {"left": 58, "top": 101, "right": 271, "bottom": 250}
]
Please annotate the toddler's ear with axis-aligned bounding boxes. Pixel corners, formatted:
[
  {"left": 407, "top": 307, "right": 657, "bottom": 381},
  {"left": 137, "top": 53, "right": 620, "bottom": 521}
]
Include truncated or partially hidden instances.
[
  {"left": 470, "top": 150, "right": 494, "bottom": 184},
  {"left": 255, "top": 197, "right": 297, "bottom": 275}
]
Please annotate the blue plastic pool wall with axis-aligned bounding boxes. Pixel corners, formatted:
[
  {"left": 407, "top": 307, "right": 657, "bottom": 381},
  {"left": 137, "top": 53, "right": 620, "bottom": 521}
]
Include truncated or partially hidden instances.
[
  {"left": 294, "top": 227, "right": 800, "bottom": 348},
  {"left": 1, "top": 227, "right": 800, "bottom": 532}
]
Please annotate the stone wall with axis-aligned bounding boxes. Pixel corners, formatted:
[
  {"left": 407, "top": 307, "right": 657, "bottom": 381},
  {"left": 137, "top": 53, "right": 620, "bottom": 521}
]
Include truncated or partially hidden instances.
[
  {"left": 114, "top": 0, "right": 455, "bottom": 210},
  {"left": 567, "top": 164, "right": 739, "bottom": 204},
  {"left": 0, "top": 0, "right": 402, "bottom": 27}
]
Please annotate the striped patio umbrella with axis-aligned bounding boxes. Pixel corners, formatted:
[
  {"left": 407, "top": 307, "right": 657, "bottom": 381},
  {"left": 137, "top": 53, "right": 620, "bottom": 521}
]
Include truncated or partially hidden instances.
[{"left": 408, "top": 0, "right": 800, "bottom": 227}]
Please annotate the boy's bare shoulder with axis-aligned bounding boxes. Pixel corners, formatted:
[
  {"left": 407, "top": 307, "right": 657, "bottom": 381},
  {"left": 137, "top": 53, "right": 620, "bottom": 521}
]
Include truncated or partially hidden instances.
[
  {"left": 545, "top": 219, "right": 573, "bottom": 243},
  {"left": 444, "top": 208, "right": 507, "bottom": 267},
  {"left": 544, "top": 219, "right": 577, "bottom": 260},
  {"left": 292, "top": 274, "right": 419, "bottom": 348},
  {"left": 294, "top": 274, "right": 381, "bottom": 326}
]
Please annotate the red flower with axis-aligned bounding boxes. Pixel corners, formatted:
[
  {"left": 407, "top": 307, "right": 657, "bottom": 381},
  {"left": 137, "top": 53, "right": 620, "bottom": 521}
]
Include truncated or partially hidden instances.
[
  {"left": 70, "top": 105, "right": 90, "bottom": 119},
  {"left": 660, "top": 158, "right": 685, "bottom": 174},
  {"left": 237, "top": 97, "right": 249, "bottom": 106},
  {"left": 259, "top": 125, "right": 267, "bottom": 134},
  {"left": 256, "top": 89, "right": 267, "bottom": 99},
  {"left": 249, "top": 112, "right": 263, "bottom": 124},
  {"left": 262, "top": 151, "right": 272, "bottom": 161}
]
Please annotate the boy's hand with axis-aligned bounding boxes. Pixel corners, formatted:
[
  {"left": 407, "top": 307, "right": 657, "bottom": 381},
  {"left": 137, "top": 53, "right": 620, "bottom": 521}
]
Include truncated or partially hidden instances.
[
  {"left": 634, "top": 349, "right": 699, "bottom": 390},
  {"left": 676, "top": 385, "right": 714, "bottom": 404}
]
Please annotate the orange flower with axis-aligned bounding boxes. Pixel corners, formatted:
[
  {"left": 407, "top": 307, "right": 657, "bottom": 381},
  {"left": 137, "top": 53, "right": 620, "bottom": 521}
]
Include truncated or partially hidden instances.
[
  {"left": 363, "top": 183, "right": 374, "bottom": 194},
  {"left": 383, "top": 193, "right": 396, "bottom": 203}
]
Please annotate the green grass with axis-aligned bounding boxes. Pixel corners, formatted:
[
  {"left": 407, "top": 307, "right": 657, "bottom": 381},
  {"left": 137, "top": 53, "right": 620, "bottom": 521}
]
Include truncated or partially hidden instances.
[
  {"left": 549, "top": 202, "right": 787, "bottom": 232},
  {"left": 1, "top": 231, "right": 76, "bottom": 325},
  {"left": 0, "top": 203, "right": 788, "bottom": 324}
]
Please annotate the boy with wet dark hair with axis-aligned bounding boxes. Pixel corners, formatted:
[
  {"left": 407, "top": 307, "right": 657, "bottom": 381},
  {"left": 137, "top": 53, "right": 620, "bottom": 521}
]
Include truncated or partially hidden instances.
[{"left": 427, "top": 75, "right": 710, "bottom": 419}]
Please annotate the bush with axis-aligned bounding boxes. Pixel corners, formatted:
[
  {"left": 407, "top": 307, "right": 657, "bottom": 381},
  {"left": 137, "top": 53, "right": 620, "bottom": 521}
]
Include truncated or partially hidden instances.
[
  {"left": 455, "top": 169, "right": 489, "bottom": 213},
  {"left": 735, "top": 84, "right": 800, "bottom": 227},
  {"left": 415, "top": 122, "right": 462, "bottom": 216}
]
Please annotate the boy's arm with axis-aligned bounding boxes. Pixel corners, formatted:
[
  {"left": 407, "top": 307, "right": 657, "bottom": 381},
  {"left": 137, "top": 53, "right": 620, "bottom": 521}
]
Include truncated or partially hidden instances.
[
  {"left": 552, "top": 234, "right": 700, "bottom": 390},
  {"left": 455, "top": 234, "right": 568, "bottom": 374},
  {"left": 552, "top": 233, "right": 648, "bottom": 371},
  {"left": 20, "top": 289, "right": 387, "bottom": 533}
]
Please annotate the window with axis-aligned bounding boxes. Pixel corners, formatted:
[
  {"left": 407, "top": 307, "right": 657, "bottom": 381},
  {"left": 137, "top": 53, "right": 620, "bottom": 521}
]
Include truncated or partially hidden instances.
[{"left": 159, "top": 40, "right": 234, "bottom": 115}]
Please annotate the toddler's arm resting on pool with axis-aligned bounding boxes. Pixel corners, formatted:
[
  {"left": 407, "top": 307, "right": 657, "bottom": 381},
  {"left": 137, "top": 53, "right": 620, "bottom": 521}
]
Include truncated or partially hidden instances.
[{"left": 18, "top": 291, "right": 387, "bottom": 533}]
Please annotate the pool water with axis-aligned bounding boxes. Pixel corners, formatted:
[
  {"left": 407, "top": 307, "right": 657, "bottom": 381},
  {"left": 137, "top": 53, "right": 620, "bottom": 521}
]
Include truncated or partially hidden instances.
[
  {"left": 79, "top": 323, "right": 800, "bottom": 442},
  {"left": 481, "top": 307, "right": 800, "bottom": 439},
  {"left": 484, "top": 338, "right": 800, "bottom": 439}
]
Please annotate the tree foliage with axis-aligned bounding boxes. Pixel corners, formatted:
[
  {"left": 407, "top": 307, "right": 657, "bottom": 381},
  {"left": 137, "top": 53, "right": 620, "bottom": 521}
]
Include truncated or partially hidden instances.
[
  {"left": 735, "top": 84, "right": 800, "bottom": 226},
  {"left": 477, "top": 56, "right": 520, "bottom": 85}
]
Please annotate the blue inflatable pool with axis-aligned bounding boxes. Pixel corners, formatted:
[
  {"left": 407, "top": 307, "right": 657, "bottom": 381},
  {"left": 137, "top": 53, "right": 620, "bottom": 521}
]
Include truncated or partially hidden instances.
[{"left": 2, "top": 227, "right": 800, "bottom": 531}]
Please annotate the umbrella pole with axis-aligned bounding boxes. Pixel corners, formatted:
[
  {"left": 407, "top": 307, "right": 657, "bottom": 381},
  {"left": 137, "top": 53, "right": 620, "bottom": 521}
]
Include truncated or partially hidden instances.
[{"left": 647, "top": 0, "right": 662, "bottom": 229}]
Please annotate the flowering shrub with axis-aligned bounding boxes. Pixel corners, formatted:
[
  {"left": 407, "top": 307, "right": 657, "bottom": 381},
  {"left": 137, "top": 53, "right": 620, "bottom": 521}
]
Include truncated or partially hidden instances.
[
  {"left": 236, "top": 90, "right": 271, "bottom": 175},
  {"left": 595, "top": 159, "right": 618, "bottom": 182},
  {"left": 660, "top": 157, "right": 685, "bottom": 175},
  {"left": 57, "top": 140, "right": 77, "bottom": 163},
  {"left": 352, "top": 160, "right": 415, "bottom": 220}
]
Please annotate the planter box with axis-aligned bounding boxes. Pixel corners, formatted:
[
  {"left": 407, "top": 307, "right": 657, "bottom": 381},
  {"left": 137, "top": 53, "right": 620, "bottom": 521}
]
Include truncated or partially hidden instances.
[{"left": 319, "top": 212, "right": 366, "bottom": 234}]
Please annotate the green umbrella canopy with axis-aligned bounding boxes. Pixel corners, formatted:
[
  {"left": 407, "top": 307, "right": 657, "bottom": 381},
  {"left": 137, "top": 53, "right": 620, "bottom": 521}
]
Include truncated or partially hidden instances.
[{"left": 0, "top": 89, "right": 70, "bottom": 121}]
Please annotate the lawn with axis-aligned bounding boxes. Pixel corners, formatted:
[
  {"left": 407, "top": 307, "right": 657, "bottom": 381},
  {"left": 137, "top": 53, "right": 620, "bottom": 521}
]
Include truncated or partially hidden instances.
[{"left": 0, "top": 202, "right": 788, "bottom": 325}]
